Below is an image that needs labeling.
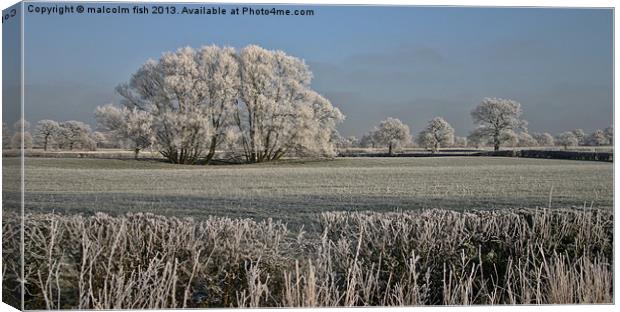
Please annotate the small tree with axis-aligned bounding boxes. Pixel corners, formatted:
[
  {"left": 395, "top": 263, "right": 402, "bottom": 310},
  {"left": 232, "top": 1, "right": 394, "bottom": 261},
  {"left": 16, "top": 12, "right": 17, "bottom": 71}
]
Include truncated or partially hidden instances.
[
  {"left": 3, "top": 122, "right": 11, "bottom": 149},
  {"left": 467, "top": 128, "right": 488, "bottom": 149},
  {"left": 95, "top": 104, "right": 153, "bottom": 159},
  {"left": 417, "top": 117, "right": 455, "bottom": 153},
  {"left": 556, "top": 132, "right": 579, "bottom": 150},
  {"left": 11, "top": 132, "right": 33, "bottom": 150},
  {"left": 517, "top": 132, "right": 538, "bottom": 147},
  {"left": 35, "top": 120, "right": 60, "bottom": 151},
  {"left": 572, "top": 129, "right": 586, "bottom": 145},
  {"left": 471, "top": 97, "right": 527, "bottom": 151},
  {"left": 58, "top": 121, "right": 92, "bottom": 150},
  {"left": 372, "top": 118, "right": 412, "bottom": 155},
  {"left": 585, "top": 129, "right": 609, "bottom": 146},
  {"left": 453, "top": 136, "right": 468, "bottom": 148},
  {"left": 533, "top": 132, "right": 555, "bottom": 147},
  {"left": 90, "top": 132, "right": 107, "bottom": 149},
  {"left": 11, "top": 119, "right": 33, "bottom": 150},
  {"left": 604, "top": 125, "right": 613, "bottom": 145},
  {"left": 359, "top": 132, "right": 377, "bottom": 148}
]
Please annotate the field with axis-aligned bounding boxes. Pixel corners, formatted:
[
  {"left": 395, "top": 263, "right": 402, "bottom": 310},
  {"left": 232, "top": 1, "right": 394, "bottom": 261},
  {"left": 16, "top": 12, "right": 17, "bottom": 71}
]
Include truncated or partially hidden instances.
[
  {"left": 2, "top": 156, "right": 614, "bottom": 308},
  {"left": 2, "top": 156, "right": 613, "bottom": 227}
]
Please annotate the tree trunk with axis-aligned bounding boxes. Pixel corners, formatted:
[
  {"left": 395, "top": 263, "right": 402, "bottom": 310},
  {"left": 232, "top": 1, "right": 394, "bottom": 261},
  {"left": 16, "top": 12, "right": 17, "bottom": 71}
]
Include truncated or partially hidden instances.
[
  {"left": 134, "top": 148, "right": 140, "bottom": 160},
  {"left": 205, "top": 136, "right": 218, "bottom": 164},
  {"left": 43, "top": 137, "right": 48, "bottom": 151},
  {"left": 493, "top": 132, "right": 500, "bottom": 151},
  {"left": 388, "top": 143, "right": 393, "bottom": 156}
]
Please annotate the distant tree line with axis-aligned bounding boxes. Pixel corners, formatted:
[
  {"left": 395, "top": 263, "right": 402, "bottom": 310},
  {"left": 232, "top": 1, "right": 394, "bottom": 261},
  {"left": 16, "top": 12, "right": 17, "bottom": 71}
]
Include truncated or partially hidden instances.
[
  {"left": 336, "top": 98, "right": 613, "bottom": 154},
  {"left": 2, "top": 119, "right": 107, "bottom": 151},
  {"left": 1, "top": 48, "right": 613, "bottom": 162}
]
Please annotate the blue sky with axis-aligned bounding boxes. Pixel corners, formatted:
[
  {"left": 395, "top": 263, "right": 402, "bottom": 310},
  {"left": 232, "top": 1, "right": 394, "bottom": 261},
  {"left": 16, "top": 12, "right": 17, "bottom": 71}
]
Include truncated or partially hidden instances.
[{"left": 9, "top": 3, "right": 614, "bottom": 136}]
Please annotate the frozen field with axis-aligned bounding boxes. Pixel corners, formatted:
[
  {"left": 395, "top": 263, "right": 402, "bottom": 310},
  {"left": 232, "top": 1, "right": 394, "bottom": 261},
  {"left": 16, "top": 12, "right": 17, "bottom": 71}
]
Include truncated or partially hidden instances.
[{"left": 2, "top": 156, "right": 612, "bottom": 227}]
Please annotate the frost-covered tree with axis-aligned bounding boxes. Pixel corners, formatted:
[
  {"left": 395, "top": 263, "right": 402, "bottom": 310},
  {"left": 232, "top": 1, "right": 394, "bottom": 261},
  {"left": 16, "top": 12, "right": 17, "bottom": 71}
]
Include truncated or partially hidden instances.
[
  {"left": 372, "top": 117, "right": 411, "bottom": 155},
  {"left": 556, "top": 132, "right": 579, "bottom": 150},
  {"left": 453, "top": 136, "right": 468, "bottom": 148},
  {"left": 585, "top": 129, "right": 609, "bottom": 146},
  {"left": 116, "top": 45, "right": 341, "bottom": 164},
  {"left": 90, "top": 131, "right": 108, "bottom": 149},
  {"left": 11, "top": 119, "right": 33, "bottom": 150},
  {"left": 35, "top": 120, "right": 60, "bottom": 151},
  {"left": 471, "top": 97, "right": 527, "bottom": 151},
  {"left": 604, "top": 125, "right": 613, "bottom": 145},
  {"left": 95, "top": 104, "right": 153, "bottom": 159},
  {"left": 11, "top": 132, "right": 33, "bottom": 150},
  {"left": 359, "top": 132, "right": 377, "bottom": 148},
  {"left": 516, "top": 132, "right": 538, "bottom": 147},
  {"left": 572, "top": 129, "right": 586, "bottom": 145},
  {"left": 235, "top": 45, "right": 343, "bottom": 162},
  {"left": 467, "top": 128, "right": 488, "bottom": 149},
  {"left": 57, "top": 121, "right": 92, "bottom": 150},
  {"left": 332, "top": 132, "right": 358, "bottom": 150},
  {"left": 532, "top": 132, "right": 554, "bottom": 147},
  {"left": 3, "top": 122, "right": 11, "bottom": 149},
  {"left": 500, "top": 130, "right": 519, "bottom": 147},
  {"left": 417, "top": 117, "right": 454, "bottom": 153},
  {"left": 117, "top": 48, "right": 207, "bottom": 163}
]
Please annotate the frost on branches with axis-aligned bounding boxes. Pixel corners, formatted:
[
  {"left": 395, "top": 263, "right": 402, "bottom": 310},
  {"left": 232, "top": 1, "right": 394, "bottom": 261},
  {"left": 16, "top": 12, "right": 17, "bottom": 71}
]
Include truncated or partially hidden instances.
[
  {"left": 417, "top": 117, "right": 455, "bottom": 153},
  {"left": 470, "top": 97, "right": 527, "bottom": 151},
  {"left": 98, "top": 45, "right": 343, "bottom": 164}
]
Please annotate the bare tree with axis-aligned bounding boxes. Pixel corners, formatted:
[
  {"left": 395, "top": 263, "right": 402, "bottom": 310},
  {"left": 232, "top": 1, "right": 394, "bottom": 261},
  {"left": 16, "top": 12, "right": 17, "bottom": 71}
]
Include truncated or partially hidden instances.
[
  {"left": 471, "top": 97, "right": 527, "bottom": 151},
  {"left": 556, "top": 132, "right": 579, "bottom": 150},
  {"left": 372, "top": 118, "right": 411, "bottom": 155},
  {"left": 417, "top": 117, "right": 454, "bottom": 153},
  {"left": 35, "top": 120, "right": 60, "bottom": 151}
]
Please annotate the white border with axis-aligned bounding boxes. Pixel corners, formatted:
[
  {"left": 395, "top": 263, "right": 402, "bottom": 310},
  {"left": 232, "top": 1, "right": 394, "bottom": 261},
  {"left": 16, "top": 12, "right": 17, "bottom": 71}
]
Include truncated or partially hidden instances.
[{"left": 0, "top": 1, "right": 617, "bottom": 312}]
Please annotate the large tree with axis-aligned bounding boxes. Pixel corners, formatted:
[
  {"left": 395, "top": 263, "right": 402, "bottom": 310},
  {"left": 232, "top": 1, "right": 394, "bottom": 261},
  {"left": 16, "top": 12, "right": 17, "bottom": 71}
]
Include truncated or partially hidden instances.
[
  {"left": 372, "top": 117, "right": 411, "bottom": 155},
  {"left": 114, "top": 45, "right": 341, "bottom": 164},
  {"left": 234, "top": 45, "right": 343, "bottom": 162},
  {"left": 116, "top": 46, "right": 239, "bottom": 164},
  {"left": 417, "top": 117, "right": 454, "bottom": 153},
  {"left": 471, "top": 97, "right": 527, "bottom": 151}
]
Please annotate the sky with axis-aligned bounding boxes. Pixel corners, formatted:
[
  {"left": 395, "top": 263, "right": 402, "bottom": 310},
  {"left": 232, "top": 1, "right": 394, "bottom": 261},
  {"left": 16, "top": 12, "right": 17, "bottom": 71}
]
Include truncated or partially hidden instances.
[{"left": 4, "top": 3, "right": 614, "bottom": 136}]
